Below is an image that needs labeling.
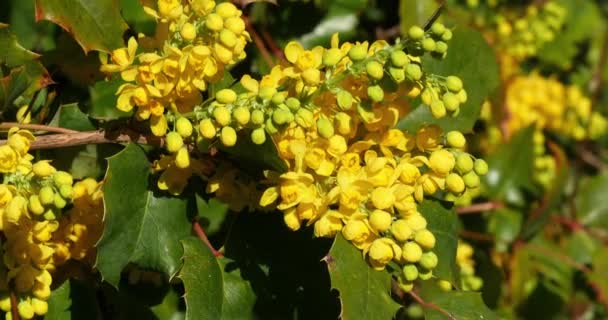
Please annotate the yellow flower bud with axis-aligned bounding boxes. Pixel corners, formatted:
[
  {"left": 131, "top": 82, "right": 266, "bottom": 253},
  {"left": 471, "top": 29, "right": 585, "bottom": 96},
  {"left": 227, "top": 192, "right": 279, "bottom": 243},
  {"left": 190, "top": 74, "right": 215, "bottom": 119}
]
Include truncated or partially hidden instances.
[
  {"left": 391, "top": 219, "right": 413, "bottom": 242},
  {"left": 371, "top": 187, "right": 395, "bottom": 210},
  {"left": 406, "top": 214, "right": 427, "bottom": 231},
  {"left": 402, "top": 264, "right": 419, "bottom": 281},
  {"left": 334, "top": 112, "right": 352, "bottom": 136},
  {"left": 323, "top": 48, "right": 343, "bottom": 67},
  {"left": 251, "top": 128, "right": 266, "bottom": 145},
  {"left": 456, "top": 153, "right": 474, "bottom": 173},
  {"left": 53, "top": 171, "right": 73, "bottom": 186},
  {"left": 317, "top": 117, "right": 334, "bottom": 139},
  {"left": 251, "top": 110, "right": 265, "bottom": 125},
  {"left": 215, "top": 2, "right": 238, "bottom": 18},
  {"left": 343, "top": 219, "right": 370, "bottom": 243},
  {"left": 430, "top": 100, "right": 446, "bottom": 118},
  {"left": 446, "top": 76, "right": 463, "bottom": 92},
  {"left": 0, "top": 295, "right": 10, "bottom": 312},
  {"left": 284, "top": 208, "right": 301, "bottom": 231},
  {"left": 199, "top": 119, "right": 217, "bottom": 139},
  {"left": 6, "top": 195, "right": 27, "bottom": 223},
  {"left": 463, "top": 171, "right": 480, "bottom": 188},
  {"left": 16, "top": 105, "right": 31, "bottom": 124},
  {"left": 429, "top": 149, "right": 455, "bottom": 175},
  {"left": 31, "top": 298, "right": 48, "bottom": 316},
  {"left": 399, "top": 163, "right": 420, "bottom": 184},
  {"left": 219, "top": 29, "right": 237, "bottom": 48},
  {"left": 368, "top": 238, "right": 395, "bottom": 269},
  {"left": 419, "top": 268, "right": 433, "bottom": 280},
  {"left": 225, "top": 17, "right": 245, "bottom": 34},
  {"left": 414, "top": 229, "right": 436, "bottom": 249},
  {"left": 446, "top": 173, "right": 465, "bottom": 194},
  {"left": 165, "top": 132, "right": 184, "bottom": 153},
  {"left": 369, "top": 209, "right": 392, "bottom": 232},
  {"left": 420, "top": 251, "right": 438, "bottom": 269},
  {"left": 214, "top": 43, "right": 233, "bottom": 63},
  {"left": 18, "top": 299, "right": 34, "bottom": 320},
  {"left": 337, "top": 90, "right": 353, "bottom": 110},
  {"left": 438, "top": 279, "right": 453, "bottom": 291},
  {"left": 28, "top": 195, "right": 45, "bottom": 216},
  {"left": 295, "top": 108, "right": 314, "bottom": 128},
  {"left": 176, "top": 117, "right": 193, "bottom": 138},
  {"left": 474, "top": 159, "right": 489, "bottom": 175},
  {"left": 216, "top": 89, "right": 237, "bottom": 104},
  {"left": 348, "top": 44, "right": 367, "bottom": 61},
  {"left": 446, "top": 131, "right": 466, "bottom": 148},
  {"left": 32, "top": 160, "right": 56, "bottom": 177},
  {"left": 175, "top": 147, "right": 190, "bottom": 169},
  {"left": 205, "top": 13, "right": 223, "bottom": 31},
  {"left": 180, "top": 22, "right": 197, "bottom": 41},
  {"left": 402, "top": 241, "right": 423, "bottom": 263},
  {"left": 59, "top": 184, "right": 73, "bottom": 199},
  {"left": 220, "top": 126, "right": 237, "bottom": 147},
  {"left": 314, "top": 213, "right": 342, "bottom": 238},
  {"left": 39, "top": 186, "right": 55, "bottom": 205},
  {"left": 233, "top": 106, "right": 251, "bottom": 126},
  {"left": 54, "top": 192, "right": 67, "bottom": 209},
  {"left": 32, "top": 282, "right": 51, "bottom": 300},
  {"left": 365, "top": 60, "right": 384, "bottom": 80}
]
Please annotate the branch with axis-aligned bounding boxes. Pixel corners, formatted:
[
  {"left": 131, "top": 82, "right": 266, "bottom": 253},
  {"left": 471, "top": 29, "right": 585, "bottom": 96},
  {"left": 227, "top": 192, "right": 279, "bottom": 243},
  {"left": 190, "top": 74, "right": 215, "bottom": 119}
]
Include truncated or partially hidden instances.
[
  {"left": 242, "top": 16, "right": 275, "bottom": 68},
  {"left": 10, "top": 290, "right": 19, "bottom": 320},
  {"left": 193, "top": 219, "right": 223, "bottom": 257},
  {"left": 0, "top": 122, "right": 78, "bottom": 134},
  {"left": 0, "top": 129, "right": 164, "bottom": 150},
  {"left": 457, "top": 201, "right": 503, "bottom": 215},
  {"left": 408, "top": 290, "right": 455, "bottom": 319}
]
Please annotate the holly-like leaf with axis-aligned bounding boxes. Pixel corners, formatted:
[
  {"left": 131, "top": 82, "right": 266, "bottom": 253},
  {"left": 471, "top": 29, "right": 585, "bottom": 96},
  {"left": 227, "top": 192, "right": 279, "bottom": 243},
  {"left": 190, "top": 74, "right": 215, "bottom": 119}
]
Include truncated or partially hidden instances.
[
  {"left": 397, "top": 26, "right": 499, "bottom": 134},
  {"left": 35, "top": 0, "right": 128, "bottom": 53},
  {"left": 482, "top": 125, "right": 536, "bottom": 206},
  {"left": 487, "top": 208, "right": 522, "bottom": 252},
  {"left": 0, "top": 24, "right": 52, "bottom": 108},
  {"left": 325, "top": 234, "right": 401, "bottom": 320},
  {"left": 418, "top": 200, "right": 459, "bottom": 286},
  {"left": 96, "top": 143, "right": 193, "bottom": 287},
  {"left": 119, "top": 0, "right": 156, "bottom": 35},
  {"left": 418, "top": 280, "right": 498, "bottom": 320},
  {"left": 575, "top": 171, "right": 608, "bottom": 229},
  {"left": 179, "top": 237, "right": 256, "bottom": 320},
  {"left": 196, "top": 195, "right": 230, "bottom": 236},
  {"left": 45, "top": 279, "right": 100, "bottom": 320}
]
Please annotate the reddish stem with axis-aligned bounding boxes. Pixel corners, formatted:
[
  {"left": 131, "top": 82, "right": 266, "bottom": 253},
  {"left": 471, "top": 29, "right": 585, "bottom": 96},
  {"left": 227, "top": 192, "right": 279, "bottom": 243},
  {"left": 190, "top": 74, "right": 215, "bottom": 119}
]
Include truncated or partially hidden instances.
[
  {"left": 408, "top": 290, "right": 455, "bottom": 319},
  {"left": 242, "top": 16, "right": 275, "bottom": 68},
  {"left": 193, "top": 220, "right": 223, "bottom": 257},
  {"left": 456, "top": 201, "right": 503, "bottom": 215},
  {"left": 0, "top": 122, "right": 78, "bottom": 134},
  {"left": 459, "top": 230, "right": 495, "bottom": 242},
  {"left": 10, "top": 291, "right": 19, "bottom": 320},
  {"left": 260, "top": 29, "right": 284, "bottom": 61}
]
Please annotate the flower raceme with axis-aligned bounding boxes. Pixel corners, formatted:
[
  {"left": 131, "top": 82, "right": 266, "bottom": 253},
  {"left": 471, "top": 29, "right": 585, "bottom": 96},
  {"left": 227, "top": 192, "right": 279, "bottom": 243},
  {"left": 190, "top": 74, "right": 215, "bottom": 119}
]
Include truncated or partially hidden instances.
[{"left": 0, "top": 128, "right": 103, "bottom": 319}]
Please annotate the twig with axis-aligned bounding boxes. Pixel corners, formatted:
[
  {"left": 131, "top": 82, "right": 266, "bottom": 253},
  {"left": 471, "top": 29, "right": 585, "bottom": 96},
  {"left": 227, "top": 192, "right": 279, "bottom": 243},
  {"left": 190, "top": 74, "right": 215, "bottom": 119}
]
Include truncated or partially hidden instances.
[
  {"left": 0, "top": 130, "right": 164, "bottom": 150},
  {"left": 0, "top": 122, "right": 78, "bottom": 134},
  {"left": 422, "top": 2, "right": 445, "bottom": 31},
  {"left": 576, "top": 145, "right": 606, "bottom": 171},
  {"left": 408, "top": 290, "right": 455, "bottom": 319},
  {"left": 242, "top": 16, "right": 275, "bottom": 68},
  {"left": 10, "top": 290, "right": 19, "bottom": 320},
  {"left": 456, "top": 201, "right": 503, "bottom": 214},
  {"left": 260, "top": 29, "right": 285, "bottom": 62},
  {"left": 459, "top": 230, "right": 495, "bottom": 242},
  {"left": 192, "top": 219, "right": 223, "bottom": 257}
]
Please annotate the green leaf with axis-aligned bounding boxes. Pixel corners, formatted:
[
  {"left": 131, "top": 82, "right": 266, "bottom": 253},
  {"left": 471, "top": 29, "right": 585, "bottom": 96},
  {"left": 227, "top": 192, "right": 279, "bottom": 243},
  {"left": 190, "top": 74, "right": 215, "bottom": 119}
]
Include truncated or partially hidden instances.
[
  {"left": 58, "top": 103, "right": 96, "bottom": 131},
  {"left": 34, "top": 0, "right": 128, "bottom": 53},
  {"left": 151, "top": 289, "right": 185, "bottom": 320},
  {"left": 8, "top": 0, "right": 57, "bottom": 51},
  {"left": 396, "top": 26, "right": 499, "bottom": 134},
  {"left": 487, "top": 208, "right": 522, "bottom": 252},
  {"left": 575, "top": 171, "right": 608, "bottom": 229},
  {"left": 566, "top": 230, "right": 598, "bottom": 265},
  {"left": 196, "top": 195, "right": 230, "bottom": 236},
  {"left": 42, "top": 33, "right": 105, "bottom": 87},
  {"left": 0, "top": 24, "right": 51, "bottom": 108},
  {"left": 219, "top": 132, "right": 287, "bottom": 173},
  {"left": 482, "top": 125, "right": 536, "bottom": 205},
  {"left": 418, "top": 280, "right": 498, "bottom": 320},
  {"left": 418, "top": 200, "right": 459, "bottom": 286},
  {"left": 399, "top": 0, "right": 439, "bottom": 34},
  {"left": 179, "top": 238, "right": 256, "bottom": 320},
  {"left": 96, "top": 143, "right": 193, "bottom": 287},
  {"left": 45, "top": 279, "right": 100, "bottom": 320},
  {"left": 325, "top": 234, "right": 401, "bottom": 320},
  {"left": 588, "top": 246, "right": 608, "bottom": 303},
  {"left": 89, "top": 79, "right": 133, "bottom": 120},
  {"left": 119, "top": 0, "right": 156, "bottom": 35}
]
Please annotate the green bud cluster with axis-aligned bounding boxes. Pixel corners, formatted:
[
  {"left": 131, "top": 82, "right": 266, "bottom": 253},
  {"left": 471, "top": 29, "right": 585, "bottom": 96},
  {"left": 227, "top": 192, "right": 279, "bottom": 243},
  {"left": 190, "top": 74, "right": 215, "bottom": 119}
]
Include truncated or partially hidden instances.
[{"left": 29, "top": 171, "right": 74, "bottom": 221}]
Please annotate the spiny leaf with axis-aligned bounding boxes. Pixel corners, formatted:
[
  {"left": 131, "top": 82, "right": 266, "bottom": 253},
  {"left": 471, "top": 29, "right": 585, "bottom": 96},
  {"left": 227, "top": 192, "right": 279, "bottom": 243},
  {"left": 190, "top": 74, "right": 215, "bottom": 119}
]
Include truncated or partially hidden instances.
[
  {"left": 418, "top": 280, "right": 498, "bottom": 320},
  {"left": 179, "top": 238, "right": 256, "bottom": 320},
  {"left": 418, "top": 200, "right": 459, "bottom": 286},
  {"left": 35, "top": 0, "right": 128, "bottom": 53},
  {"left": 325, "top": 234, "right": 401, "bottom": 320},
  {"left": 96, "top": 143, "right": 192, "bottom": 287}
]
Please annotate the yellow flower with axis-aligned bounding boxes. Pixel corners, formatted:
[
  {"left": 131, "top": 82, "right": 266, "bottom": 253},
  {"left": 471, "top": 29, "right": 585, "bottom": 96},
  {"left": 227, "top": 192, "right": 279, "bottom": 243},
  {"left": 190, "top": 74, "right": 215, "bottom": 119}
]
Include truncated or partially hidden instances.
[
  {"left": 367, "top": 238, "right": 401, "bottom": 270},
  {"left": 0, "top": 145, "right": 18, "bottom": 173},
  {"left": 100, "top": 37, "right": 138, "bottom": 73},
  {"left": 313, "top": 210, "right": 342, "bottom": 237},
  {"left": 277, "top": 171, "right": 315, "bottom": 210}
]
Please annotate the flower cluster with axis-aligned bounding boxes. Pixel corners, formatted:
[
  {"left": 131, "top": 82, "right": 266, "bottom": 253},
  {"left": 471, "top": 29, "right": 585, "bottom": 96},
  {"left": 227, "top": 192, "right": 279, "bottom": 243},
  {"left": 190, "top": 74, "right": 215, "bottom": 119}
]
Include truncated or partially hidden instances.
[
  {"left": 506, "top": 73, "right": 607, "bottom": 140},
  {"left": 461, "top": 0, "right": 566, "bottom": 61},
  {"left": 0, "top": 129, "right": 103, "bottom": 319},
  {"left": 100, "top": 0, "right": 250, "bottom": 136}
]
